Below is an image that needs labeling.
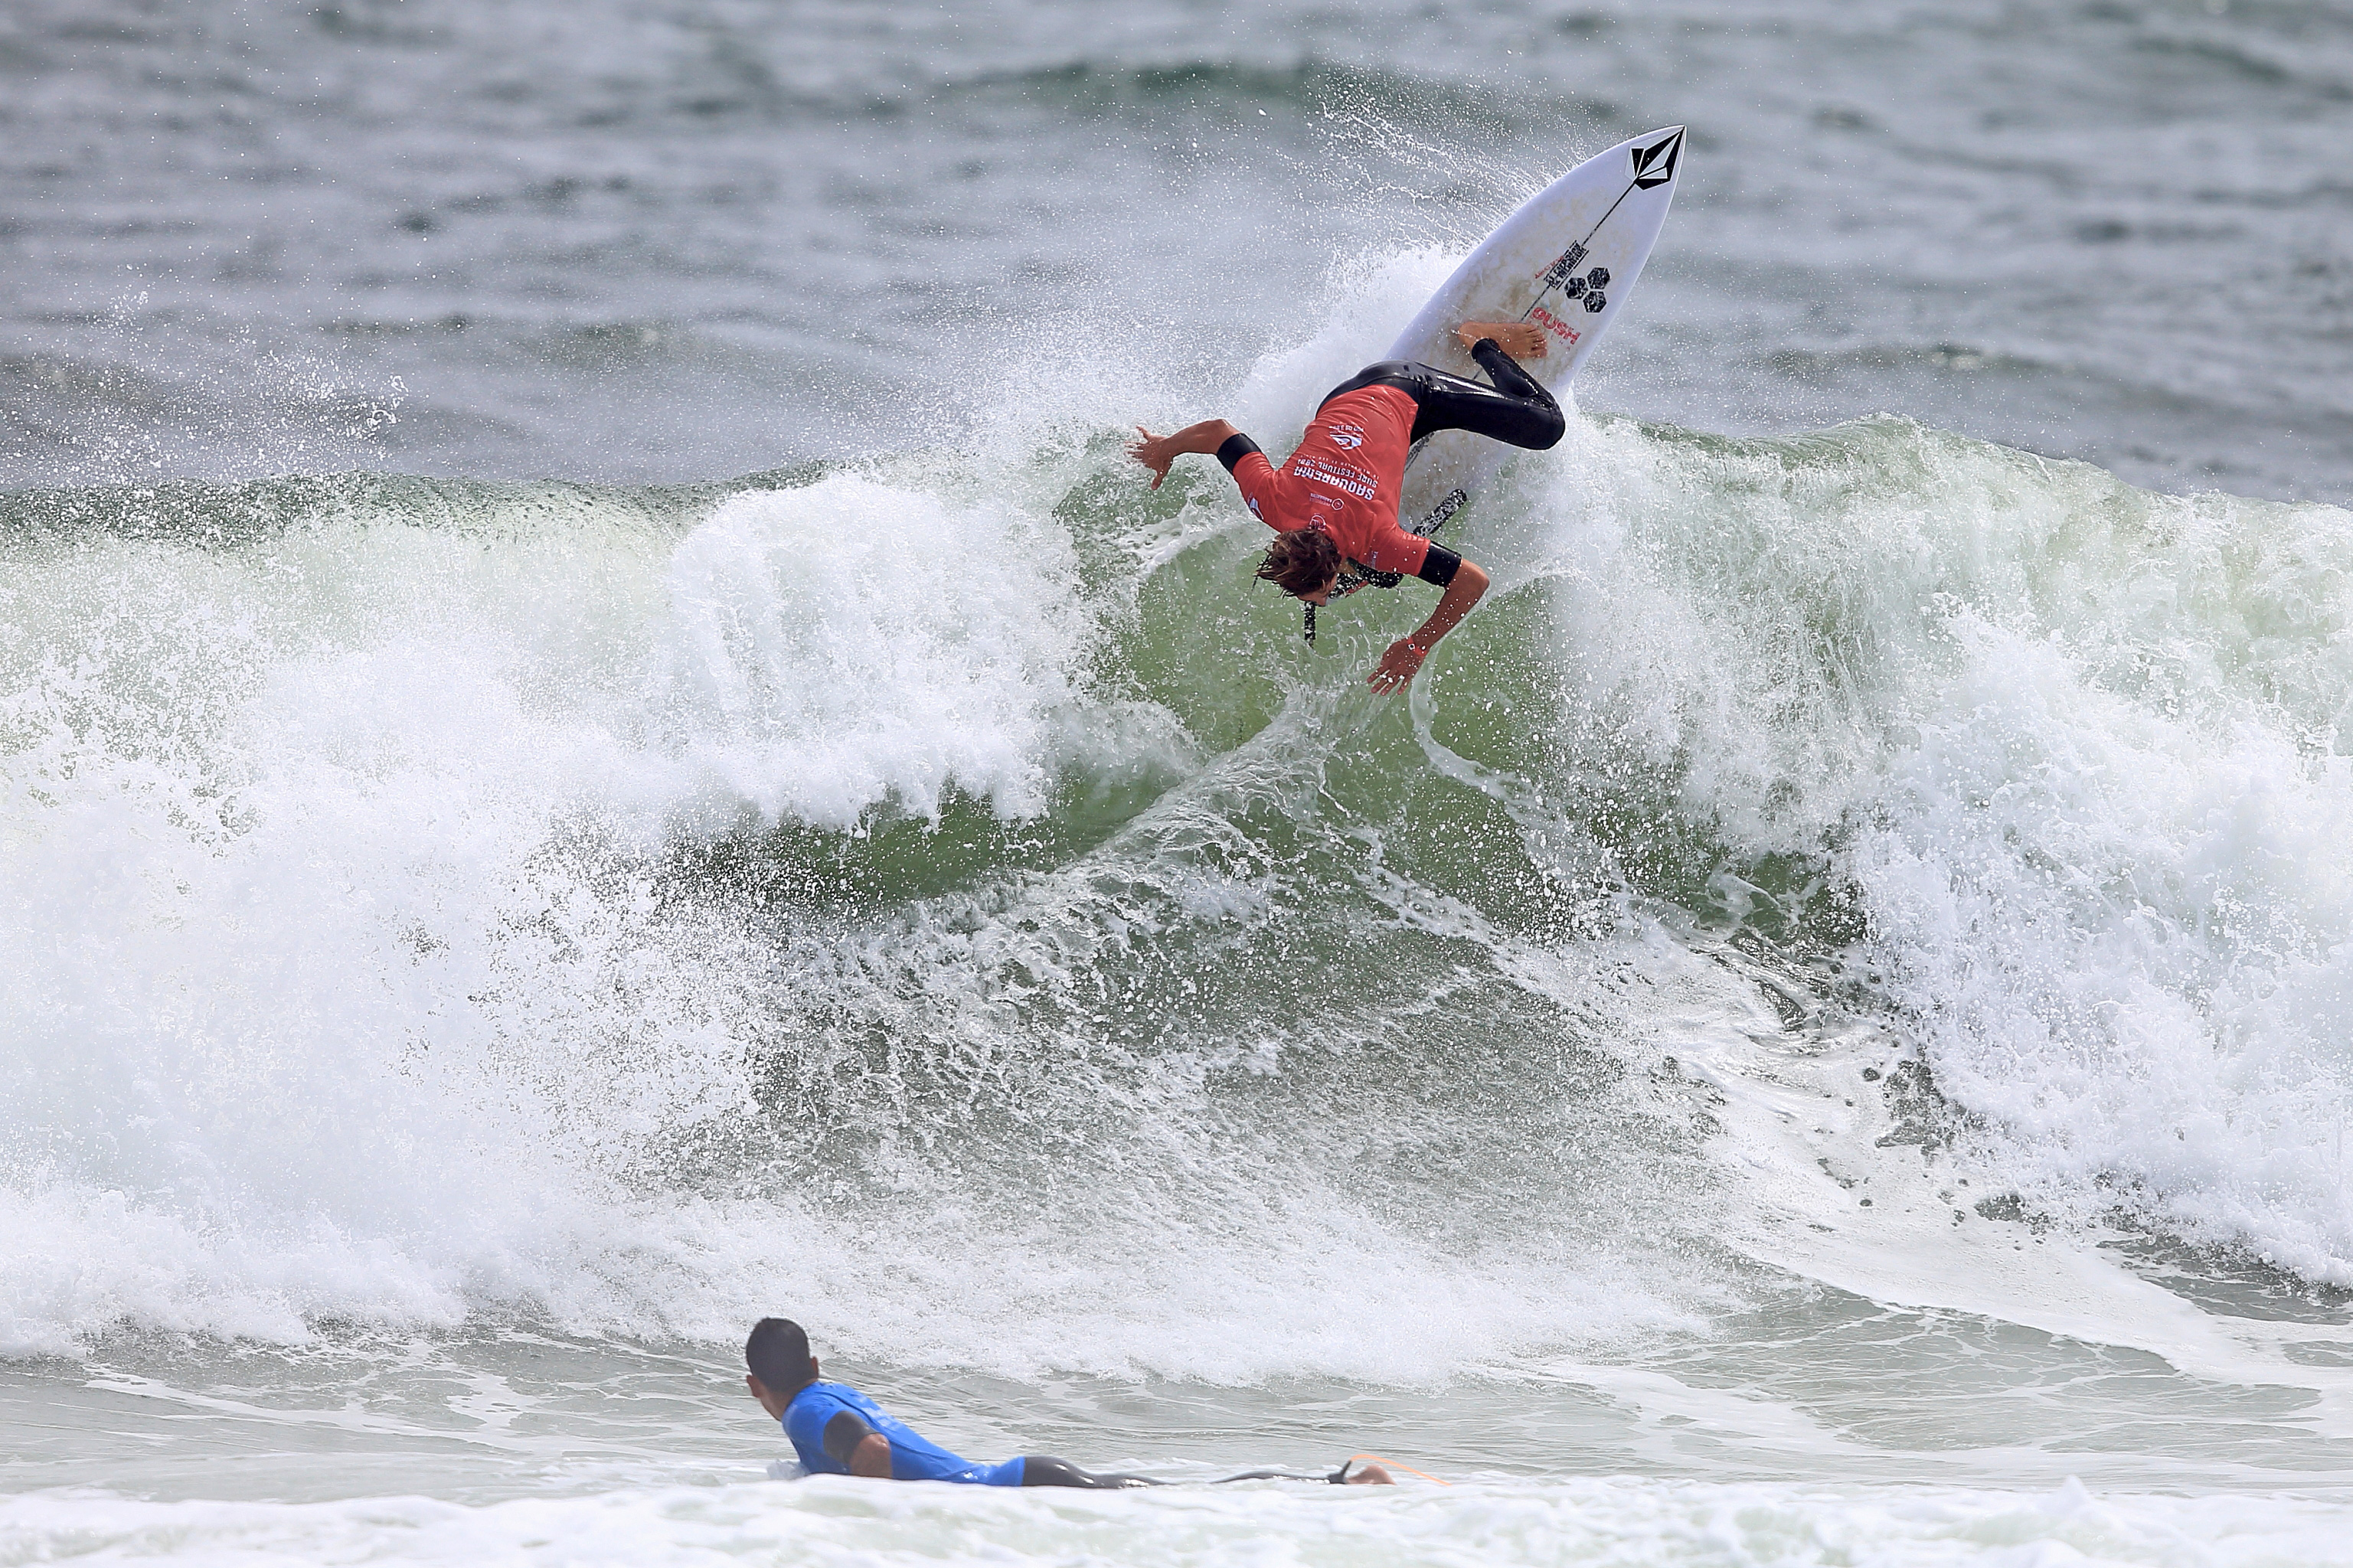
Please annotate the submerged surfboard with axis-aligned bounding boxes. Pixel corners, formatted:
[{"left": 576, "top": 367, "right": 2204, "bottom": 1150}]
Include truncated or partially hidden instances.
[{"left": 1329, "top": 126, "right": 1685, "bottom": 599}]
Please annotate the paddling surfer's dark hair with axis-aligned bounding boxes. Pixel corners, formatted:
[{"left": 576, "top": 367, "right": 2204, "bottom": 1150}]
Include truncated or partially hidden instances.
[
  {"left": 1257, "top": 529, "right": 1341, "bottom": 597},
  {"left": 746, "top": 1317, "right": 817, "bottom": 1393}
]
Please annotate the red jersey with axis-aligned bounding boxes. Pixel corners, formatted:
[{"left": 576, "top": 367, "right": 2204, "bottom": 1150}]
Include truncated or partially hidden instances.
[{"left": 1224, "top": 384, "right": 1433, "bottom": 578}]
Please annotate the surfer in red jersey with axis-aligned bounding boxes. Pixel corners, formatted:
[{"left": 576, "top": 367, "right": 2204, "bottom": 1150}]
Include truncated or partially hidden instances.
[{"left": 1129, "top": 322, "right": 1563, "bottom": 692}]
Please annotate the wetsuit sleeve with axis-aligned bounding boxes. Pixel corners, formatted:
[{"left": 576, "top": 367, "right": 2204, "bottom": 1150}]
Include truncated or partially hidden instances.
[
  {"left": 822, "top": 1410, "right": 875, "bottom": 1467},
  {"left": 1415, "top": 544, "right": 1462, "bottom": 587},
  {"left": 1215, "top": 432, "right": 1260, "bottom": 472}
]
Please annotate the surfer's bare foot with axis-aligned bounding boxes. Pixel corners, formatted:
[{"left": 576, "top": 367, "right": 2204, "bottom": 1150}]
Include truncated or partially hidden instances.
[
  {"left": 1345, "top": 1463, "right": 1395, "bottom": 1485},
  {"left": 1456, "top": 321, "right": 1544, "bottom": 359}
]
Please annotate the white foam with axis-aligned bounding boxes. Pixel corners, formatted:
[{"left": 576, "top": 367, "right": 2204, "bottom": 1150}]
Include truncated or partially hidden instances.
[
  {"left": 1520, "top": 411, "right": 2353, "bottom": 1286},
  {"left": 0, "top": 470, "right": 1191, "bottom": 1358},
  {"left": 3, "top": 1475, "right": 2345, "bottom": 1568},
  {"left": 639, "top": 477, "right": 1103, "bottom": 829},
  {"left": 0, "top": 458, "right": 1698, "bottom": 1380}
]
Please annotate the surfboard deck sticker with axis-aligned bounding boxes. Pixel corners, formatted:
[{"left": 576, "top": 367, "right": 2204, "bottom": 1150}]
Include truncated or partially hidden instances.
[{"left": 1325, "top": 126, "right": 1685, "bottom": 603}]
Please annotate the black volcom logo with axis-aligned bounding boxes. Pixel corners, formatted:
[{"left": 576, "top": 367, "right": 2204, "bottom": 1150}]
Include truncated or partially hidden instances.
[{"left": 1632, "top": 129, "right": 1681, "bottom": 189}]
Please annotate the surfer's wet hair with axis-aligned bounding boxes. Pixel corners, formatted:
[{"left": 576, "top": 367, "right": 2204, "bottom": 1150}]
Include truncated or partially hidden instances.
[
  {"left": 746, "top": 1317, "right": 816, "bottom": 1393},
  {"left": 1257, "top": 529, "right": 1341, "bottom": 597}
]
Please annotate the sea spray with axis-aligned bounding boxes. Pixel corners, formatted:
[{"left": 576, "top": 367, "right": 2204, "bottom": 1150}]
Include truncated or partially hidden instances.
[
  {"left": 1521, "top": 411, "right": 2353, "bottom": 1277},
  {"left": 10, "top": 401, "right": 2353, "bottom": 1372}
]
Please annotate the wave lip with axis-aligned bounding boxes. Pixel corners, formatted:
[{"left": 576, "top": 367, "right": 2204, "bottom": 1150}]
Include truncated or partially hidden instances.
[{"left": 644, "top": 475, "right": 1100, "bottom": 831}]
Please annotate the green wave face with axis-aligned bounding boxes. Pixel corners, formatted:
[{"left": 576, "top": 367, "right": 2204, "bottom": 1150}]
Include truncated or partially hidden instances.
[{"left": 5, "top": 406, "right": 2351, "bottom": 1372}]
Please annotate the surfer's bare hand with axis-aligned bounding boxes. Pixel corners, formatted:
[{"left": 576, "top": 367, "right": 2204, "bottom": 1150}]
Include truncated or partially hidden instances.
[
  {"left": 1127, "top": 419, "right": 1243, "bottom": 490},
  {"left": 1456, "top": 321, "right": 1546, "bottom": 359},
  {"left": 1128, "top": 426, "right": 1176, "bottom": 488},
  {"left": 1369, "top": 637, "right": 1427, "bottom": 693},
  {"left": 1371, "top": 560, "right": 1485, "bottom": 694}
]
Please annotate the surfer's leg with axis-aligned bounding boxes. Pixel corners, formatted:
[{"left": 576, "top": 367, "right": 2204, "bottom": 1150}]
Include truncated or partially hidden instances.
[
  {"left": 1018, "top": 1455, "right": 1160, "bottom": 1489},
  {"left": 1466, "top": 338, "right": 1554, "bottom": 407},
  {"left": 1314, "top": 344, "right": 1561, "bottom": 448},
  {"left": 1405, "top": 342, "right": 1564, "bottom": 450}
]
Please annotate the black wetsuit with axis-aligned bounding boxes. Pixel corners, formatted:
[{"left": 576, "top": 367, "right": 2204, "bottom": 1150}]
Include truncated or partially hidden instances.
[
  {"left": 1322, "top": 337, "right": 1567, "bottom": 452},
  {"left": 1017, "top": 1456, "right": 1159, "bottom": 1489}
]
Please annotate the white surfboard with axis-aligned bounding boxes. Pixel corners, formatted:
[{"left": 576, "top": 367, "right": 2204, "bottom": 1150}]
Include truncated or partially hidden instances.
[{"left": 1329, "top": 126, "right": 1685, "bottom": 598}]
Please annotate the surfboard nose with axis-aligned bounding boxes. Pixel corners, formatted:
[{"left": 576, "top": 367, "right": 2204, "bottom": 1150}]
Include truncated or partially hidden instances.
[{"left": 1632, "top": 127, "right": 1685, "bottom": 189}]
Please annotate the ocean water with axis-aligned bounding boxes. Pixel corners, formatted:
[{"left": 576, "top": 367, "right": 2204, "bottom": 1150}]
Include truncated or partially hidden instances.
[{"left": 6, "top": 2, "right": 2353, "bottom": 1564}]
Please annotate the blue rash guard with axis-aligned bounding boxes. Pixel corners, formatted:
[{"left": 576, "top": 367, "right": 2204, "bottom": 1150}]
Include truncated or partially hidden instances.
[{"left": 780, "top": 1380, "right": 1026, "bottom": 1486}]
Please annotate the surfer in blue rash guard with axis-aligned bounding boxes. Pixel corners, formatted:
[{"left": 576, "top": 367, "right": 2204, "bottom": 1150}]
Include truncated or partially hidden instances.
[{"left": 745, "top": 1318, "right": 1396, "bottom": 1488}]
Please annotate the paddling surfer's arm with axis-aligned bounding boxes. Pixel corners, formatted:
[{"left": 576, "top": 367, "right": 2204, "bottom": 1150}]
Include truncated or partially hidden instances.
[
  {"left": 1126, "top": 420, "right": 1244, "bottom": 489},
  {"left": 822, "top": 1411, "right": 894, "bottom": 1478},
  {"left": 1368, "top": 558, "right": 1488, "bottom": 693}
]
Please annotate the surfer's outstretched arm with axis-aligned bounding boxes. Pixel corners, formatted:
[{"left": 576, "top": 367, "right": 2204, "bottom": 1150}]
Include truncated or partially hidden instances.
[
  {"left": 1128, "top": 420, "right": 1243, "bottom": 489},
  {"left": 1368, "top": 558, "right": 1489, "bottom": 694}
]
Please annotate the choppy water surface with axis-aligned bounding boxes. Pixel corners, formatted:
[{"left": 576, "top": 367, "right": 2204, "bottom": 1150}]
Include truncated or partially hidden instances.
[{"left": 6, "top": 2, "right": 2353, "bottom": 1564}]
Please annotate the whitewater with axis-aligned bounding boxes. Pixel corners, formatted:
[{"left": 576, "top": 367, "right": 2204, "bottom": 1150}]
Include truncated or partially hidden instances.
[{"left": 8, "top": 2, "right": 2353, "bottom": 1564}]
